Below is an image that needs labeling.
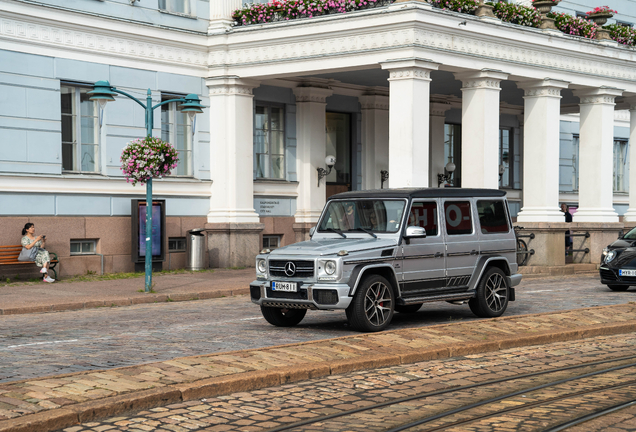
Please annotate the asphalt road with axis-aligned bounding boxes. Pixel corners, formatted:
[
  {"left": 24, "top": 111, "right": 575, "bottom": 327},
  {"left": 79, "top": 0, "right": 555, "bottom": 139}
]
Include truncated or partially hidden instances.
[{"left": 0, "top": 274, "right": 633, "bottom": 383}]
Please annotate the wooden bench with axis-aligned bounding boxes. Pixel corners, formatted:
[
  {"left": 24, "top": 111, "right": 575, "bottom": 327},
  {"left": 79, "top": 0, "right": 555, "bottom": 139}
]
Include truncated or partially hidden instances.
[{"left": 0, "top": 245, "right": 59, "bottom": 279}]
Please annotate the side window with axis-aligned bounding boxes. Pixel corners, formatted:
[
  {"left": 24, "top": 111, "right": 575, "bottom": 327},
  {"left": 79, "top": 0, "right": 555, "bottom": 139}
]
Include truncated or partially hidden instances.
[
  {"left": 444, "top": 201, "right": 473, "bottom": 235},
  {"left": 408, "top": 202, "right": 438, "bottom": 236},
  {"left": 477, "top": 200, "right": 510, "bottom": 234}
]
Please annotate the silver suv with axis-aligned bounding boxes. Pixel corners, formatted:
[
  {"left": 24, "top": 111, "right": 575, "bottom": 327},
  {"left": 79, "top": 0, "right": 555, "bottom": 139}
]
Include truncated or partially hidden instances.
[{"left": 250, "top": 188, "right": 522, "bottom": 332}]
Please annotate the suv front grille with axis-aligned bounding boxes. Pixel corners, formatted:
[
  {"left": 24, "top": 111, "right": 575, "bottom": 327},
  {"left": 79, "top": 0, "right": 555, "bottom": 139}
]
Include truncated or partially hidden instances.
[{"left": 269, "top": 260, "right": 315, "bottom": 278}]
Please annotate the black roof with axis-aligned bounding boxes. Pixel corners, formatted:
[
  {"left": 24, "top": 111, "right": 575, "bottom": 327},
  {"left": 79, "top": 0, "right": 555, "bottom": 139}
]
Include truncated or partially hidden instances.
[{"left": 329, "top": 188, "right": 507, "bottom": 200}]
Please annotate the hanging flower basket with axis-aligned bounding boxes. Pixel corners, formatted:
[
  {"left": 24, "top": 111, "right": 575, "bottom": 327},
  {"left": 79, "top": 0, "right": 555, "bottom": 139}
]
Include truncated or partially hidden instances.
[{"left": 120, "top": 136, "right": 179, "bottom": 186}]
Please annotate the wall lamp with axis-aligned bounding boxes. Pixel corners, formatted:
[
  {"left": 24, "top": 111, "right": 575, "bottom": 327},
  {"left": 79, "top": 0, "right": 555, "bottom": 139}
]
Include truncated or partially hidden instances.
[
  {"left": 318, "top": 155, "right": 336, "bottom": 186},
  {"left": 381, "top": 170, "right": 389, "bottom": 189},
  {"left": 498, "top": 163, "right": 506, "bottom": 180},
  {"left": 437, "top": 162, "right": 456, "bottom": 187}
]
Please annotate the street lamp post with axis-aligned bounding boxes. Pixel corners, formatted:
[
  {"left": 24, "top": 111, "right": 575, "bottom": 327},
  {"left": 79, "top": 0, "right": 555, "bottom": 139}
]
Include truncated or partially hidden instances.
[{"left": 88, "top": 81, "right": 205, "bottom": 292}]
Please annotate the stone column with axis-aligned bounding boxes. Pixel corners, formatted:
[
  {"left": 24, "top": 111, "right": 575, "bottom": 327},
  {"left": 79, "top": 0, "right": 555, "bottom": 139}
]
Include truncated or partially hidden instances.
[
  {"left": 209, "top": 0, "right": 241, "bottom": 34},
  {"left": 454, "top": 70, "right": 509, "bottom": 189},
  {"left": 293, "top": 86, "right": 334, "bottom": 242},
  {"left": 359, "top": 94, "right": 389, "bottom": 190},
  {"left": 429, "top": 102, "right": 452, "bottom": 187},
  {"left": 205, "top": 76, "right": 264, "bottom": 268},
  {"left": 381, "top": 58, "right": 439, "bottom": 188},
  {"left": 572, "top": 87, "right": 623, "bottom": 223},
  {"left": 623, "top": 98, "right": 636, "bottom": 223},
  {"left": 517, "top": 79, "right": 569, "bottom": 222}
]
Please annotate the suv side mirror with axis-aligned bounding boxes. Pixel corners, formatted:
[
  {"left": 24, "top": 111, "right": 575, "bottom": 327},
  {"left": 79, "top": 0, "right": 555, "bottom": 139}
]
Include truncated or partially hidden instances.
[
  {"left": 309, "top": 226, "right": 316, "bottom": 237},
  {"left": 405, "top": 226, "right": 426, "bottom": 238}
]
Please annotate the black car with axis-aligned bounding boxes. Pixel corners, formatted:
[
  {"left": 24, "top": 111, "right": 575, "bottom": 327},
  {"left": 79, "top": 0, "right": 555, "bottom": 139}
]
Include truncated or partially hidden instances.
[{"left": 599, "top": 227, "right": 636, "bottom": 291}]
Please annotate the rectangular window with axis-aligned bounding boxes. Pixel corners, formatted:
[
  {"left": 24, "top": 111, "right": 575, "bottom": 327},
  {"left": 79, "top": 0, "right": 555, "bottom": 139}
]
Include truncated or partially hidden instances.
[
  {"left": 255, "top": 104, "right": 285, "bottom": 179},
  {"left": 572, "top": 136, "right": 580, "bottom": 191},
  {"left": 61, "top": 85, "right": 99, "bottom": 173},
  {"left": 444, "top": 201, "right": 473, "bottom": 235},
  {"left": 70, "top": 239, "right": 97, "bottom": 255},
  {"left": 477, "top": 200, "right": 510, "bottom": 234},
  {"left": 263, "top": 235, "right": 281, "bottom": 250},
  {"left": 614, "top": 140, "right": 629, "bottom": 192},
  {"left": 325, "top": 112, "right": 351, "bottom": 185},
  {"left": 499, "top": 128, "right": 512, "bottom": 188},
  {"left": 158, "top": 0, "right": 192, "bottom": 14},
  {"left": 161, "top": 94, "right": 192, "bottom": 176},
  {"left": 444, "top": 124, "right": 462, "bottom": 187},
  {"left": 408, "top": 202, "right": 439, "bottom": 236},
  {"left": 168, "top": 237, "right": 186, "bottom": 251}
]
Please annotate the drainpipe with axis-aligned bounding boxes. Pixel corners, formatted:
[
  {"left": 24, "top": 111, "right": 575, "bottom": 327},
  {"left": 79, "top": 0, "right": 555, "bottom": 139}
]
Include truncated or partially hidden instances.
[{"left": 95, "top": 253, "right": 104, "bottom": 275}]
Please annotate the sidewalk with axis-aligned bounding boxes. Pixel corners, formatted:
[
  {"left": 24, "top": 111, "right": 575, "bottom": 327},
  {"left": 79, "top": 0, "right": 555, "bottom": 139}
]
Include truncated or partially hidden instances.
[
  {"left": 0, "top": 269, "right": 254, "bottom": 315},
  {"left": 0, "top": 303, "right": 635, "bottom": 432}
]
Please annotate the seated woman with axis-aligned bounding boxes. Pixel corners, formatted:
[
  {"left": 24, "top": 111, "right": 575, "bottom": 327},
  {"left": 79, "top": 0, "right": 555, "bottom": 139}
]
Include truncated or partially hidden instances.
[{"left": 21, "top": 223, "right": 55, "bottom": 283}]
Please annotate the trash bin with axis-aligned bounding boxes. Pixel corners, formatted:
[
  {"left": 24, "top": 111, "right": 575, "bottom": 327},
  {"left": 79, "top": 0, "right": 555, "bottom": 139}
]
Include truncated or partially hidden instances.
[{"left": 186, "top": 228, "right": 206, "bottom": 271}]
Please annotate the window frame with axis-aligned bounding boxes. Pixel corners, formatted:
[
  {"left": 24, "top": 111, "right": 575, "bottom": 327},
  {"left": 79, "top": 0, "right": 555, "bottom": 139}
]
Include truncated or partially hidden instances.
[
  {"left": 613, "top": 139, "right": 629, "bottom": 193},
  {"left": 254, "top": 103, "right": 286, "bottom": 180},
  {"left": 158, "top": 0, "right": 195, "bottom": 16},
  {"left": 444, "top": 123, "right": 462, "bottom": 187},
  {"left": 168, "top": 237, "right": 187, "bottom": 252},
  {"left": 498, "top": 127, "right": 516, "bottom": 189},
  {"left": 476, "top": 199, "right": 511, "bottom": 235},
  {"left": 407, "top": 200, "right": 440, "bottom": 237},
  {"left": 443, "top": 200, "right": 474, "bottom": 236},
  {"left": 161, "top": 93, "right": 193, "bottom": 177},
  {"left": 70, "top": 239, "right": 97, "bottom": 255},
  {"left": 262, "top": 235, "right": 281, "bottom": 250},
  {"left": 61, "top": 83, "right": 100, "bottom": 174}
]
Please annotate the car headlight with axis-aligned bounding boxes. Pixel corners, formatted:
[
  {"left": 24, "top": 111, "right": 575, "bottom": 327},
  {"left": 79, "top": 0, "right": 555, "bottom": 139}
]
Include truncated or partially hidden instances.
[
  {"left": 257, "top": 259, "right": 267, "bottom": 273},
  {"left": 325, "top": 260, "right": 336, "bottom": 275},
  {"left": 605, "top": 250, "right": 617, "bottom": 263}
]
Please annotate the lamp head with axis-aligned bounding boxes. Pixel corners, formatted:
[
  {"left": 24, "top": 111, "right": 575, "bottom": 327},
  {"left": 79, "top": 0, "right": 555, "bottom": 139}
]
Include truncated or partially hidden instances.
[
  {"left": 88, "top": 80, "right": 117, "bottom": 105},
  {"left": 325, "top": 155, "right": 336, "bottom": 169},
  {"left": 178, "top": 94, "right": 206, "bottom": 117},
  {"left": 499, "top": 163, "right": 506, "bottom": 175},
  {"left": 445, "top": 162, "right": 456, "bottom": 173}
]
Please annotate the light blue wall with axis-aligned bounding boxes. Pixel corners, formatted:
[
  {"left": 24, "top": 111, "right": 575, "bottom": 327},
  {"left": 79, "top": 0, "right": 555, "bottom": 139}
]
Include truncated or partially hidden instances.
[{"left": 556, "top": 0, "right": 636, "bottom": 26}]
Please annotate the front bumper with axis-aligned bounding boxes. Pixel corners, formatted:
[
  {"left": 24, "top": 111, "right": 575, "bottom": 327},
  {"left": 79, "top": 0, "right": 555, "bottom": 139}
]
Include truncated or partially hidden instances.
[
  {"left": 599, "top": 267, "right": 635, "bottom": 286},
  {"left": 249, "top": 280, "right": 353, "bottom": 310},
  {"left": 507, "top": 273, "right": 522, "bottom": 288}
]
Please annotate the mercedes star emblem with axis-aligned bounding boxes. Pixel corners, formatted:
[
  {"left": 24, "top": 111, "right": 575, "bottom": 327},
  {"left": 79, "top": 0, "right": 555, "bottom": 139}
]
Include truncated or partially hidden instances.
[{"left": 284, "top": 261, "right": 296, "bottom": 277}]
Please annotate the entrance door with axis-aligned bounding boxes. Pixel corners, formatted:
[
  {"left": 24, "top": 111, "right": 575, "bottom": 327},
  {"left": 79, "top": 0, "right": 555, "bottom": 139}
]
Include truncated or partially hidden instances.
[{"left": 326, "top": 112, "right": 351, "bottom": 199}]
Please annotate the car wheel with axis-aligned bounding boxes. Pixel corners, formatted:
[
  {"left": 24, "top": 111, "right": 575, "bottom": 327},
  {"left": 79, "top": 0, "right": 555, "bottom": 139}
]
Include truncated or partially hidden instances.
[
  {"left": 607, "top": 284, "right": 629, "bottom": 292},
  {"left": 260, "top": 306, "right": 307, "bottom": 327},
  {"left": 395, "top": 303, "right": 423, "bottom": 314},
  {"left": 347, "top": 275, "right": 395, "bottom": 332},
  {"left": 469, "top": 267, "right": 509, "bottom": 318}
]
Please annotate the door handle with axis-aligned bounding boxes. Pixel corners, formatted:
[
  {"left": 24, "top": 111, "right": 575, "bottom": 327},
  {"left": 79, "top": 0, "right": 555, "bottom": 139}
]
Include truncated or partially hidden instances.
[
  {"left": 435, "top": 252, "right": 444, "bottom": 258},
  {"left": 470, "top": 250, "right": 479, "bottom": 255}
]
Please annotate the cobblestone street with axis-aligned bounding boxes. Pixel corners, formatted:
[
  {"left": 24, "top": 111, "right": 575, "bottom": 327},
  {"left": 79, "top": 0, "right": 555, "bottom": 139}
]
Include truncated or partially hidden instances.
[
  {"left": 58, "top": 332, "right": 636, "bottom": 432},
  {"left": 0, "top": 274, "right": 632, "bottom": 383}
]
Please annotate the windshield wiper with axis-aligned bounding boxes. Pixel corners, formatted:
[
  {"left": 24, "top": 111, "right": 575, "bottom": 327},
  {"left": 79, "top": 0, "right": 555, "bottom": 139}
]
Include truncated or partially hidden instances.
[
  {"left": 353, "top": 228, "right": 377, "bottom": 238},
  {"left": 325, "top": 228, "right": 347, "bottom": 238}
]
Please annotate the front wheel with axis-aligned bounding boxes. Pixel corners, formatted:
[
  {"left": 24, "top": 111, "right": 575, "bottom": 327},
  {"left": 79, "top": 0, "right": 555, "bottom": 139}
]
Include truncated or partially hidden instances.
[
  {"left": 469, "top": 267, "right": 509, "bottom": 318},
  {"left": 347, "top": 275, "right": 395, "bottom": 332},
  {"left": 607, "top": 285, "right": 630, "bottom": 292},
  {"left": 260, "top": 306, "right": 307, "bottom": 327}
]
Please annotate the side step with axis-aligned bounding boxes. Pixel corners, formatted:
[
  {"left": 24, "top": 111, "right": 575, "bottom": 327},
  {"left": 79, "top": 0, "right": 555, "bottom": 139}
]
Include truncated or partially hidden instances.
[{"left": 398, "top": 291, "right": 475, "bottom": 305}]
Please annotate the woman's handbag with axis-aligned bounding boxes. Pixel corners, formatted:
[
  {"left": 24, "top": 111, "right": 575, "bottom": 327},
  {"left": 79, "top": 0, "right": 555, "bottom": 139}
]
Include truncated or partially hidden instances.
[{"left": 18, "top": 246, "right": 38, "bottom": 262}]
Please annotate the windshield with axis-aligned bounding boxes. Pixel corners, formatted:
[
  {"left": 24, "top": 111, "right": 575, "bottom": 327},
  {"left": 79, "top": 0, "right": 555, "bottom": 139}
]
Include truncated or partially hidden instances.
[
  {"left": 623, "top": 227, "right": 636, "bottom": 240},
  {"left": 318, "top": 199, "right": 406, "bottom": 234}
]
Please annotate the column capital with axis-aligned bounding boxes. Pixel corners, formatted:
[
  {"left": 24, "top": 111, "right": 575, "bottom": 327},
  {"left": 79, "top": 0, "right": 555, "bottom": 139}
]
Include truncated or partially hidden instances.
[
  {"left": 430, "top": 101, "right": 452, "bottom": 117},
  {"left": 293, "top": 86, "right": 334, "bottom": 103},
  {"left": 518, "top": 79, "right": 569, "bottom": 98},
  {"left": 454, "top": 69, "right": 509, "bottom": 90},
  {"left": 206, "top": 76, "right": 260, "bottom": 96},
  {"left": 573, "top": 87, "right": 623, "bottom": 105},
  {"left": 381, "top": 58, "right": 440, "bottom": 82},
  {"left": 359, "top": 94, "right": 389, "bottom": 110}
]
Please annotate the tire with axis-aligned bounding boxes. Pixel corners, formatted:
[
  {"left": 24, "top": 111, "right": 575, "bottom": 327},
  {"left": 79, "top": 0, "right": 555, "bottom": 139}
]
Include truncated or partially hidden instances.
[
  {"left": 607, "top": 285, "right": 630, "bottom": 292},
  {"left": 347, "top": 275, "right": 395, "bottom": 332},
  {"left": 516, "top": 238, "right": 528, "bottom": 266},
  {"left": 260, "top": 306, "right": 307, "bottom": 327},
  {"left": 469, "top": 267, "right": 509, "bottom": 318},
  {"left": 395, "top": 303, "right": 423, "bottom": 314}
]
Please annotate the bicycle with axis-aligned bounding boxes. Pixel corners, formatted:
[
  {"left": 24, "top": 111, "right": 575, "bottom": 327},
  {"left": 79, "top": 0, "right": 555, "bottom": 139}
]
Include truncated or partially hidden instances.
[{"left": 514, "top": 226, "right": 530, "bottom": 266}]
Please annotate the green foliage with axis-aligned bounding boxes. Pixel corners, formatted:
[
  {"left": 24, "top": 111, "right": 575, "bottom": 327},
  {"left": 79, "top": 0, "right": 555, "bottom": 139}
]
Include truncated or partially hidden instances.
[
  {"left": 430, "top": 0, "right": 478, "bottom": 14},
  {"left": 493, "top": 2, "right": 540, "bottom": 27},
  {"left": 548, "top": 12, "right": 597, "bottom": 38},
  {"left": 604, "top": 23, "right": 636, "bottom": 46}
]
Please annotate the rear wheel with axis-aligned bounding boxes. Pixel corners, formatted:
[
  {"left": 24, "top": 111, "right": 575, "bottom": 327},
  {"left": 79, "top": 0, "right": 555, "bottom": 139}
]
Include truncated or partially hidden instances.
[
  {"left": 395, "top": 303, "right": 423, "bottom": 314},
  {"left": 260, "top": 306, "right": 307, "bottom": 327},
  {"left": 607, "top": 285, "right": 630, "bottom": 292},
  {"left": 347, "top": 275, "right": 395, "bottom": 332},
  {"left": 469, "top": 267, "right": 509, "bottom": 318}
]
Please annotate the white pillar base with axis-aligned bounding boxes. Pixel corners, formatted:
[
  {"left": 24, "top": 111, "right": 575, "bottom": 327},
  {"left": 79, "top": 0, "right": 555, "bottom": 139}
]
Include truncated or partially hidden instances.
[
  {"left": 622, "top": 209, "right": 636, "bottom": 223},
  {"left": 572, "top": 208, "right": 619, "bottom": 223},
  {"left": 207, "top": 209, "right": 262, "bottom": 224},
  {"left": 516, "top": 207, "right": 565, "bottom": 223}
]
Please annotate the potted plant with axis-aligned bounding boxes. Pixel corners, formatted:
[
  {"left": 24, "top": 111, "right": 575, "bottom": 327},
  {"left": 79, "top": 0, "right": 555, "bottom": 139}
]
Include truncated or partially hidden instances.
[
  {"left": 120, "top": 136, "right": 179, "bottom": 186},
  {"left": 532, "top": 0, "right": 560, "bottom": 29},
  {"left": 586, "top": 6, "right": 617, "bottom": 25}
]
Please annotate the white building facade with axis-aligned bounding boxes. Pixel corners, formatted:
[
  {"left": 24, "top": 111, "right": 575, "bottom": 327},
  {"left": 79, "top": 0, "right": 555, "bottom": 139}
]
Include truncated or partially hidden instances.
[{"left": 1, "top": 0, "right": 636, "bottom": 274}]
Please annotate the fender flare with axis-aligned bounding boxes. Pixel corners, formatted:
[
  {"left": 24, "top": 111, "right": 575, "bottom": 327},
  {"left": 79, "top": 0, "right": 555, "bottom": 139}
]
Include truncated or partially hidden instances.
[
  {"left": 347, "top": 264, "right": 401, "bottom": 297},
  {"left": 469, "top": 256, "right": 512, "bottom": 291}
]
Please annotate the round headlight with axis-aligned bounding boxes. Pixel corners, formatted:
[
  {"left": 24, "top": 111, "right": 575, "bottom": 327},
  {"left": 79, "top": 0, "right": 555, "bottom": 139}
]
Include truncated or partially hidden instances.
[
  {"left": 325, "top": 260, "right": 336, "bottom": 275},
  {"left": 257, "top": 259, "right": 267, "bottom": 273},
  {"left": 605, "top": 250, "right": 617, "bottom": 263}
]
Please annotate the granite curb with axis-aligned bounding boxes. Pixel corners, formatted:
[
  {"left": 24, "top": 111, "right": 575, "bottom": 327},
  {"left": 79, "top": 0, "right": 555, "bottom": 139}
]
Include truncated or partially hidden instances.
[
  {"left": 0, "top": 288, "right": 249, "bottom": 316},
  {"left": 1, "top": 303, "right": 635, "bottom": 432}
]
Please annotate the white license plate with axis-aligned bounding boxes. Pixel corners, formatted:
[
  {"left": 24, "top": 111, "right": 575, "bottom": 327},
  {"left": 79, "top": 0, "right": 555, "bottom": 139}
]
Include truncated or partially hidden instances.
[
  {"left": 272, "top": 281, "right": 297, "bottom": 292},
  {"left": 619, "top": 269, "right": 636, "bottom": 277}
]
